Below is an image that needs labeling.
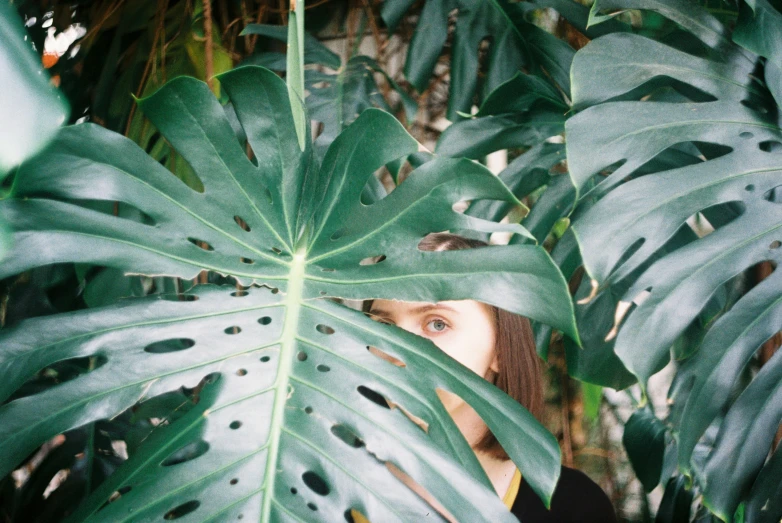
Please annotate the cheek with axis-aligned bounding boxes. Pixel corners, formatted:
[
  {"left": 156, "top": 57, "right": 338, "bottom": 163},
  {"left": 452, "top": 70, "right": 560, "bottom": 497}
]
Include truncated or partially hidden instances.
[{"left": 435, "top": 331, "right": 496, "bottom": 377}]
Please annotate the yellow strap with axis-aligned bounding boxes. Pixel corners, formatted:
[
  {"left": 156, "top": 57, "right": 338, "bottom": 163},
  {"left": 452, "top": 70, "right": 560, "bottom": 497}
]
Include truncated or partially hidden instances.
[
  {"left": 502, "top": 467, "right": 522, "bottom": 510},
  {"left": 350, "top": 467, "right": 522, "bottom": 521},
  {"left": 350, "top": 508, "right": 370, "bottom": 523}
]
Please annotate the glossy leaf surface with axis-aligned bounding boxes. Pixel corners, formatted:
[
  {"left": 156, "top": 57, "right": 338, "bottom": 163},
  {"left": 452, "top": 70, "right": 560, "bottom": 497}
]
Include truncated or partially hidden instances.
[
  {"left": 0, "top": 65, "right": 576, "bottom": 520},
  {"left": 567, "top": 0, "right": 782, "bottom": 517}
]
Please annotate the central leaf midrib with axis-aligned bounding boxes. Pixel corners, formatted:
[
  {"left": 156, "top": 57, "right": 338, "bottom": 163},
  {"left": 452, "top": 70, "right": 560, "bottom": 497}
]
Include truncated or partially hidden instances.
[{"left": 261, "top": 248, "right": 307, "bottom": 522}]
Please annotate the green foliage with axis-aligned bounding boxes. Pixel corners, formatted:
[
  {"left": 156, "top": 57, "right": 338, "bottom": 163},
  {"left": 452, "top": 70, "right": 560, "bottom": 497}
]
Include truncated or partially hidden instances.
[
  {"left": 568, "top": 0, "right": 782, "bottom": 518},
  {"left": 6, "top": 0, "right": 782, "bottom": 520},
  {"left": 0, "top": 1, "right": 69, "bottom": 259},
  {"left": 0, "top": 53, "right": 576, "bottom": 520}
]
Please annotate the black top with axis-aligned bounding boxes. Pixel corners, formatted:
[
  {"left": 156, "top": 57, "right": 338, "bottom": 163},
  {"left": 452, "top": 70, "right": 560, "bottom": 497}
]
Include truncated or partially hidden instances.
[{"left": 511, "top": 466, "right": 617, "bottom": 522}]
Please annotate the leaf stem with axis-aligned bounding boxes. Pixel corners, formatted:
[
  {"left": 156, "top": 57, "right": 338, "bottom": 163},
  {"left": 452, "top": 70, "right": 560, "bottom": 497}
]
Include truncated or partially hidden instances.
[{"left": 261, "top": 247, "right": 307, "bottom": 521}]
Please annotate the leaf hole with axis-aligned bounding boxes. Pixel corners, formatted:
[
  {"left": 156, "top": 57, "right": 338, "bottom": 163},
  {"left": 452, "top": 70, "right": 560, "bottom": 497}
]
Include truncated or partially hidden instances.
[
  {"left": 234, "top": 216, "right": 251, "bottom": 232},
  {"left": 357, "top": 385, "right": 390, "bottom": 409},
  {"left": 231, "top": 290, "right": 249, "bottom": 297},
  {"left": 271, "top": 247, "right": 283, "bottom": 255},
  {"left": 105, "top": 485, "right": 132, "bottom": 506},
  {"left": 451, "top": 200, "right": 470, "bottom": 213},
  {"left": 260, "top": 356, "right": 271, "bottom": 363},
  {"left": 316, "top": 324, "right": 335, "bottom": 335},
  {"left": 164, "top": 500, "right": 200, "bottom": 520},
  {"left": 161, "top": 440, "right": 210, "bottom": 467},
  {"left": 290, "top": 487, "right": 298, "bottom": 494},
  {"left": 739, "top": 131, "right": 754, "bottom": 139},
  {"left": 746, "top": 184, "right": 756, "bottom": 192},
  {"left": 359, "top": 255, "right": 386, "bottom": 266},
  {"left": 297, "top": 351, "right": 308, "bottom": 362},
  {"left": 331, "top": 424, "right": 364, "bottom": 448},
  {"left": 230, "top": 478, "right": 239, "bottom": 485},
  {"left": 367, "top": 345, "right": 406, "bottom": 367},
  {"left": 316, "top": 364, "right": 330, "bottom": 372},
  {"left": 258, "top": 316, "right": 272, "bottom": 325},
  {"left": 759, "top": 140, "right": 782, "bottom": 153},
  {"left": 384, "top": 462, "right": 455, "bottom": 521},
  {"left": 302, "top": 471, "right": 330, "bottom": 496},
  {"left": 331, "top": 229, "right": 345, "bottom": 241},
  {"left": 144, "top": 338, "right": 196, "bottom": 354},
  {"left": 271, "top": 288, "right": 280, "bottom": 294},
  {"left": 240, "top": 257, "right": 254, "bottom": 265},
  {"left": 741, "top": 99, "right": 769, "bottom": 114},
  {"left": 307, "top": 502, "right": 318, "bottom": 511},
  {"left": 187, "top": 238, "right": 214, "bottom": 251},
  {"left": 363, "top": 385, "right": 430, "bottom": 433},
  {"left": 771, "top": 240, "right": 781, "bottom": 249},
  {"left": 203, "top": 372, "right": 220, "bottom": 385},
  {"left": 305, "top": 406, "right": 314, "bottom": 414},
  {"left": 229, "top": 421, "right": 242, "bottom": 430},
  {"left": 160, "top": 294, "right": 199, "bottom": 302},
  {"left": 4, "top": 354, "right": 110, "bottom": 405},
  {"left": 763, "top": 186, "right": 782, "bottom": 203},
  {"left": 548, "top": 159, "right": 568, "bottom": 175},
  {"left": 236, "top": 369, "right": 247, "bottom": 376},
  {"left": 224, "top": 326, "right": 241, "bottom": 335}
]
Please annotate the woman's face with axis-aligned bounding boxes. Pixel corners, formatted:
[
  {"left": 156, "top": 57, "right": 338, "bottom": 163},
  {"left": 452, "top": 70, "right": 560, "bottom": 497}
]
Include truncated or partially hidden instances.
[{"left": 368, "top": 299, "right": 498, "bottom": 413}]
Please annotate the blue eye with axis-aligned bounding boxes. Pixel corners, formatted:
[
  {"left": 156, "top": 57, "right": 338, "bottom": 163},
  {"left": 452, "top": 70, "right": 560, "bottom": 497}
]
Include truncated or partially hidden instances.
[{"left": 427, "top": 319, "right": 448, "bottom": 332}]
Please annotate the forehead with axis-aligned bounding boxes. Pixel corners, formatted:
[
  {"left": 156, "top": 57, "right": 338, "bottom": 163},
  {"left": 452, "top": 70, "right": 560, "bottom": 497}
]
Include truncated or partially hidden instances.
[{"left": 369, "top": 299, "right": 474, "bottom": 316}]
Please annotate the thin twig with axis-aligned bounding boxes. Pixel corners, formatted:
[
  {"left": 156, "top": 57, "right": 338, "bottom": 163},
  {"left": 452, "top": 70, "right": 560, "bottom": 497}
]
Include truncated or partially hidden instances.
[
  {"left": 124, "top": 0, "right": 168, "bottom": 136},
  {"left": 560, "top": 369, "right": 574, "bottom": 467},
  {"left": 203, "top": 0, "right": 215, "bottom": 93},
  {"left": 246, "top": 2, "right": 267, "bottom": 54}
]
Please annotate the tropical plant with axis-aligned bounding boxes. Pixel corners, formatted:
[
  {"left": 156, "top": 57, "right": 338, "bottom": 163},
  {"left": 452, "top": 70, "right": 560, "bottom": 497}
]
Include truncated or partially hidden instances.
[
  {"left": 420, "top": 0, "right": 782, "bottom": 519},
  {"left": 0, "top": 3, "right": 578, "bottom": 521},
  {"left": 567, "top": 0, "right": 782, "bottom": 519}
]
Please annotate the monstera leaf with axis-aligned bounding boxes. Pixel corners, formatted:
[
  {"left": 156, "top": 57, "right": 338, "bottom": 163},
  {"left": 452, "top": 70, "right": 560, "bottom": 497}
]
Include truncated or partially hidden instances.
[
  {"left": 0, "top": 1, "right": 69, "bottom": 258},
  {"left": 567, "top": 0, "right": 782, "bottom": 517},
  {"left": 240, "top": 24, "right": 416, "bottom": 155},
  {"left": 434, "top": 59, "right": 637, "bottom": 389},
  {"left": 0, "top": 64, "right": 577, "bottom": 521}
]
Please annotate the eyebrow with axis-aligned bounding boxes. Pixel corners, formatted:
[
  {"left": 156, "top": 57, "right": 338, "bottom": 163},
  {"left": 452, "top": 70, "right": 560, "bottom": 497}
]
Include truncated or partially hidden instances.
[{"left": 368, "top": 303, "right": 459, "bottom": 318}]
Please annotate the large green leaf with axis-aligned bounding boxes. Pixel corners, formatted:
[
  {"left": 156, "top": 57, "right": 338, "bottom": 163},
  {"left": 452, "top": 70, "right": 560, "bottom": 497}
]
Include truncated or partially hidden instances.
[
  {"left": 0, "top": 66, "right": 576, "bottom": 519},
  {"left": 436, "top": 58, "right": 637, "bottom": 389},
  {"left": 566, "top": 0, "right": 782, "bottom": 517},
  {"left": 0, "top": 1, "right": 69, "bottom": 259},
  {"left": 241, "top": 26, "right": 416, "bottom": 153}
]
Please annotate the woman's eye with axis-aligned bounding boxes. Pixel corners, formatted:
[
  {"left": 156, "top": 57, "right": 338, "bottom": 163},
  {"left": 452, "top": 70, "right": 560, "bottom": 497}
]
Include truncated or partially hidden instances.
[{"left": 426, "top": 318, "right": 448, "bottom": 332}]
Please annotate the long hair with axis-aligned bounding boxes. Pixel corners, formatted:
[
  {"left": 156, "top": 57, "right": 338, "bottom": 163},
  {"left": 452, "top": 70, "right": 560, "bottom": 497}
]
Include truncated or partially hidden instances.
[{"left": 365, "top": 232, "right": 544, "bottom": 460}]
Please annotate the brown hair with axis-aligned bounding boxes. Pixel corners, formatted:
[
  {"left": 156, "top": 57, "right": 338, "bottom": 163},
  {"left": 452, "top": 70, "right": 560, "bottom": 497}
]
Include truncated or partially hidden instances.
[{"left": 365, "top": 232, "right": 544, "bottom": 460}]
